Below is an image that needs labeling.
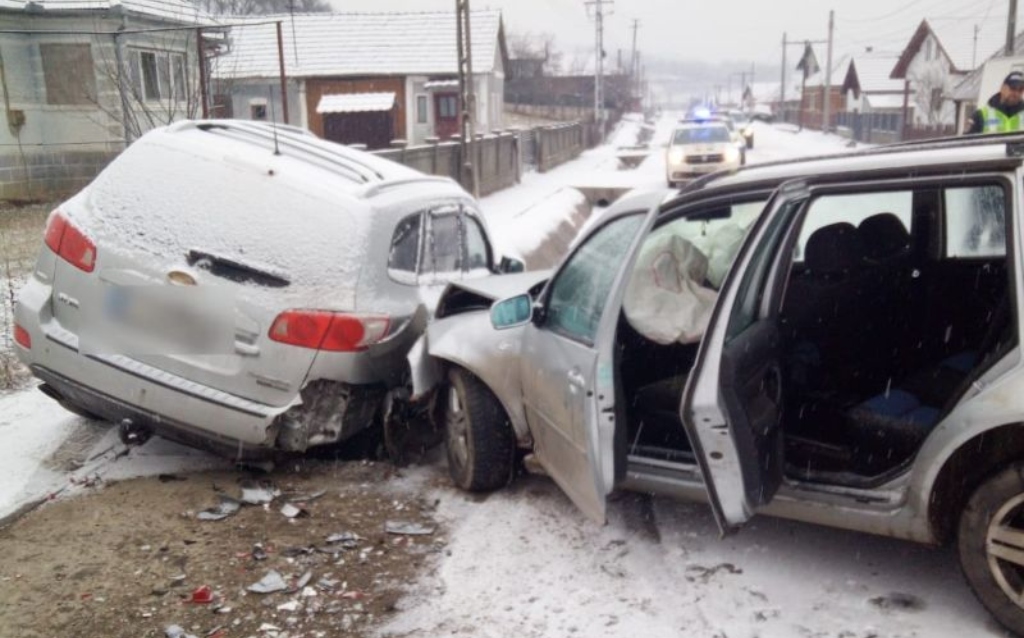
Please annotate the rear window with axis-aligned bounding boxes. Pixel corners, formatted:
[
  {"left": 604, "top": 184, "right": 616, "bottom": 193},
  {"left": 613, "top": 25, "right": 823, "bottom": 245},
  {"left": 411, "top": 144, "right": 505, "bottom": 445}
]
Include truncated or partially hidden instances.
[{"left": 673, "top": 127, "right": 730, "bottom": 144}]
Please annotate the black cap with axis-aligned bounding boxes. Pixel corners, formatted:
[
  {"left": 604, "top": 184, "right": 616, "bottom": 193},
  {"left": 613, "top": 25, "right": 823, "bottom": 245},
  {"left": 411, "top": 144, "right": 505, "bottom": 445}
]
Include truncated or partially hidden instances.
[{"left": 1005, "top": 71, "right": 1024, "bottom": 87}]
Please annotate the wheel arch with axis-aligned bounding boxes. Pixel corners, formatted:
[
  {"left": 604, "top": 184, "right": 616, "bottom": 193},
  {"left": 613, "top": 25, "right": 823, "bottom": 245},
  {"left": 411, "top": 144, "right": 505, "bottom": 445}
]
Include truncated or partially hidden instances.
[
  {"left": 430, "top": 355, "right": 532, "bottom": 447},
  {"left": 929, "top": 422, "right": 1024, "bottom": 544}
]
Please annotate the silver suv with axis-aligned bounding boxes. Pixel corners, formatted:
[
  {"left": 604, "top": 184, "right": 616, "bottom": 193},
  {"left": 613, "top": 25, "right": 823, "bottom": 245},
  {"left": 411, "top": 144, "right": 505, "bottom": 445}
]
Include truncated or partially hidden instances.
[
  {"left": 13, "top": 120, "right": 518, "bottom": 459},
  {"left": 415, "top": 133, "right": 1024, "bottom": 635}
]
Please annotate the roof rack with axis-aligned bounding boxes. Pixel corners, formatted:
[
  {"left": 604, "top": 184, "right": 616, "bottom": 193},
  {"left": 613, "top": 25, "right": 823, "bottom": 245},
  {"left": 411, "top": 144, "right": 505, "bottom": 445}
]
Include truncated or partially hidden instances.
[
  {"left": 704, "top": 130, "right": 1024, "bottom": 182},
  {"left": 359, "top": 175, "right": 458, "bottom": 198},
  {"left": 172, "top": 120, "right": 389, "bottom": 184}
]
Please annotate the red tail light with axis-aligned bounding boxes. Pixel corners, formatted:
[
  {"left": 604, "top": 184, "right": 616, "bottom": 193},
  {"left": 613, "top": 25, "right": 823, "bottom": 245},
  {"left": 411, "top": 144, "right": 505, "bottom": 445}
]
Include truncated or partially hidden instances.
[
  {"left": 43, "top": 210, "right": 96, "bottom": 273},
  {"left": 14, "top": 323, "right": 31, "bottom": 349},
  {"left": 269, "top": 311, "right": 391, "bottom": 352}
]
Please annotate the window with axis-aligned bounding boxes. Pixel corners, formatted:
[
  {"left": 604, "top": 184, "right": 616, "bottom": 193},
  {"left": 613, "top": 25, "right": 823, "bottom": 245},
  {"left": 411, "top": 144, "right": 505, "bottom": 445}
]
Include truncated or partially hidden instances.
[
  {"left": 40, "top": 43, "right": 96, "bottom": 105},
  {"left": 545, "top": 214, "right": 645, "bottom": 345},
  {"left": 425, "top": 212, "right": 463, "bottom": 274},
  {"left": 673, "top": 126, "right": 731, "bottom": 144},
  {"left": 464, "top": 217, "right": 491, "bottom": 271},
  {"left": 128, "top": 48, "right": 186, "bottom": 102},
  {"left": 945, "top": 185, "right": 1006, "bottom": 258},
  {"left": 388, "top": 214, "right": 422, "bottom": 275},
  {"left": 250, "top": 102, "right": 268, "bottom": 121},
  {"left": 416, "top": 95, "right": 428, "bottom": 124},
  {"left": 794, "top": 190, "right": 913, "bottom": 261},
  {"left": 438, "top": 95, "right": 458, "bottom": 119}
]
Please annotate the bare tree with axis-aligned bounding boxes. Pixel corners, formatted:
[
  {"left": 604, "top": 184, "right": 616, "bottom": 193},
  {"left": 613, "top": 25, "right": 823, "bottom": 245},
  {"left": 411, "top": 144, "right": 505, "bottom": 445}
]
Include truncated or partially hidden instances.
[
  {"left": 507, "top": 30, "right": 563, "bottom": 76},
  {"left": 198, "top": 0, "right": 330, "bottom": 14}
]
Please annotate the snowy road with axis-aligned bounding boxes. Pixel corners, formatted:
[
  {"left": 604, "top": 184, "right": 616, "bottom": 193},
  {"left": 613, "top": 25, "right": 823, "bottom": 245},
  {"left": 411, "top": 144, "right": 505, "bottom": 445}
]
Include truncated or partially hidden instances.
[{"left": 0, "top": 116, "right": 997, "bottom": 637}]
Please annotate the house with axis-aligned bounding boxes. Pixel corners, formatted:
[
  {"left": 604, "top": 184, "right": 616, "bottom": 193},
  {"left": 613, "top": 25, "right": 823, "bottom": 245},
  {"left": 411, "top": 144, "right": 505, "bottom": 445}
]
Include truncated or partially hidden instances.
[
  {"left": 950, "top": 30, "right": 1024, "bottom": 133},
  {"left": 839, "top": 50, "right": 907, "bottom": 142},
  {"left": 0, "top": 0, "right": 212, "bottom": 200},
  {"left": 890, "top": 17, "right": 1006, "bottom": 129},
  {"left": 796, "top": 54, "right": 849, "bottom": 130},
  {"left": 211, "top": 11, "right": 508, "bottom": 149},
  {"left": 741, "top": 81, "right": 780, "bottom": 117}
]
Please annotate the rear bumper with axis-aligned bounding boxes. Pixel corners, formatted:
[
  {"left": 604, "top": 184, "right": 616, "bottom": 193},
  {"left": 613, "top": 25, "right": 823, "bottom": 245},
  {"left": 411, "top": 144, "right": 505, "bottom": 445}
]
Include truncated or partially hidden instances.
[{"left": 14, "top": 277, "right": 290, "bottom": 455}]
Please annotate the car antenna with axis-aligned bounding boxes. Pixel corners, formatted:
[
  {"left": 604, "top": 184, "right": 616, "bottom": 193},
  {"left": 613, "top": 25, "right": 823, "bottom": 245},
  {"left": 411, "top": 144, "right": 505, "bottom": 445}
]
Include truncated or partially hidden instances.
[{"left": 268, "top": 87, "right": 281, "bottom": 156}]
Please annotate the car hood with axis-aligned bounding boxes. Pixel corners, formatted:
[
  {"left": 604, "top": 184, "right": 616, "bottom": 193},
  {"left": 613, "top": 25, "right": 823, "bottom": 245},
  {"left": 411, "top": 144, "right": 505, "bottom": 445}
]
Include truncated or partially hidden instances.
[{"left": 435, "top": 269, "right": 552, "bottom": 318}]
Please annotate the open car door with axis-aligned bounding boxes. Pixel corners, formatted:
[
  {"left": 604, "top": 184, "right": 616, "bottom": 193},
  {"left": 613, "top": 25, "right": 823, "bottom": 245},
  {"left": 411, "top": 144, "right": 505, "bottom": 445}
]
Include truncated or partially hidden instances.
[
  {"left": 682, "top": 192, "right": 806, "bottom": 532},
  {"left": 519, "top": 206, "right": 654, "bottom": 523}
]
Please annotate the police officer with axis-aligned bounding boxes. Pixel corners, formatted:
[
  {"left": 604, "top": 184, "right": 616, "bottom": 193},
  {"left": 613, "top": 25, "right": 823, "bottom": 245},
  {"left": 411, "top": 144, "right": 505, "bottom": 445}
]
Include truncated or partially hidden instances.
[{"left": 967, "top": 71, "right": 1024, "bottom": 134}]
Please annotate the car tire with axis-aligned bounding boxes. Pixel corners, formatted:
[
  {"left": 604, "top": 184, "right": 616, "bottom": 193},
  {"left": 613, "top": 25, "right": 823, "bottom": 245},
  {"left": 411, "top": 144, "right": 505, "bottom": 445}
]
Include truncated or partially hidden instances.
[
  {"left": 958, "top": 463, "right": 1024, "bottom": 636},
  {"left": 443, "top": 367, "right": 515, "bottom": 492}
]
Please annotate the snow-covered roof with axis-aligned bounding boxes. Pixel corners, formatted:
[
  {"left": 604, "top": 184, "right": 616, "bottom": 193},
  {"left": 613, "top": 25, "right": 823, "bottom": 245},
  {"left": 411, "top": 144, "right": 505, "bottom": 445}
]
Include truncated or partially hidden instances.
[
  {"left": 951, "top": 29, "right": 1024, "bottom": 101},
  {"left": 213, "top": 10, "right": 503, "bottom": 80},
  {"left": 864, "top": 94, "right": 907, "bottom": 109},
  {"left": 744, "top": 81, "right": 779, "bottom": 103},
  {"left": 0, "top": 0, "right": 210, "bottom": 24},
  {"left": 804, "top": 53, "right": 851, "bottom": 88},
  {"left": 316, "top": 92, "right": 395, "bottom": 113},
  {"left": 844, "top": 52, "right": 904, "bottom": 94}
]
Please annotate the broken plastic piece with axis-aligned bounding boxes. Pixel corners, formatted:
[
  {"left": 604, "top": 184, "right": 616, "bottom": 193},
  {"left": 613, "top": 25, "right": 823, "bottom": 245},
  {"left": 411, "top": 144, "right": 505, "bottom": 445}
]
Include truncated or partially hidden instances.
[
  {"left": 251, "top": 544, "right": 268, "bottom": 561},
  {"left": 247, "top": 570, "right": 288, "bottom": 594},
  {"left": 326, "top": 531, "right": 359, "bottom": 547},
  {"left": 277, "top": 600, "right": 301, "bottom": 612},
  {"left": 240, "top": 483, "right": 278, "bottom": 505},
  {"left": 384, "top": 520, "right": 436, "bottom": 536},
  {"left": 164, "top": 625, "right": 198, "bottom": 638},
  {"left": 190, "top": 585, "right": 214, "bottom": 604},
  {"left": 294, "top": 570, "right": 313, "bottom": 590},
  {"left": 197, "top": 495, "right": 242, "bottom": 521},
  {"left": 280, "top": 503, "right": 308, "bottom": 519},
  {"left": 285, "top": 489, "right": 327, "bottom": 503}
]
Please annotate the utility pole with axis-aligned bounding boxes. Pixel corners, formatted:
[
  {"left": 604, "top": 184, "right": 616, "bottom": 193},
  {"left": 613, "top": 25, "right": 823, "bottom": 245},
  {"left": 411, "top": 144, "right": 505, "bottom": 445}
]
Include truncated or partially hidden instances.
[
  {"left": 630, "top": 18, "right": 640, "bottom": 100},
  {"left": 780, "top": 32, "right": 787, "bottom": 121},
  {"left": 455, "top": 0, "right": 478, "bottom": 196},
  {"left": 1008, "top": 0, "right": 1018, "bottom": 55},
  {"left": 823, "top": 9, "right": 834, "bottom": 133},
  {"left": 586, "top": 0, "right": 612, "bottom": 142}
]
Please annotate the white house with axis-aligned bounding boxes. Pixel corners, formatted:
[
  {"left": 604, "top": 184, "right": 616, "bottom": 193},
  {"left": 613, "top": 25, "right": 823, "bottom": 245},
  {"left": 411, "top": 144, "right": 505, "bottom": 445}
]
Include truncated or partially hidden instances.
[
  {"left": 0, "top": 0, "right": 213, "bottom": 200},
  {"left": 211, "top": 10, "right": 508, "bottom": 149},
  {"left": 890, "top": 17, "right": 1006, "bottom": 128}
]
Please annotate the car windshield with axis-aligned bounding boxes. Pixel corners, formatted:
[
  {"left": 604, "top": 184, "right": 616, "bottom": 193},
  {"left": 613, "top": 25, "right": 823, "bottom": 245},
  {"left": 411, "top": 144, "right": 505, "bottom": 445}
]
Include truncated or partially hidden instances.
[{"left": 673, "top": 127, "right": 731, "bottom": 144}]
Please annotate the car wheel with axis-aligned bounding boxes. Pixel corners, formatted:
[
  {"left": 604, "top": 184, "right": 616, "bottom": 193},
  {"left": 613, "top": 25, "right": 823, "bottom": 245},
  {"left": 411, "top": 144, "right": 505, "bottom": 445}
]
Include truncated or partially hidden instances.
[
  {"left": 958, "top": 463, "right": 1024, "bottom": 635},
  {"left": 444, "top": 367, "right": 515, "bottom": 491}
]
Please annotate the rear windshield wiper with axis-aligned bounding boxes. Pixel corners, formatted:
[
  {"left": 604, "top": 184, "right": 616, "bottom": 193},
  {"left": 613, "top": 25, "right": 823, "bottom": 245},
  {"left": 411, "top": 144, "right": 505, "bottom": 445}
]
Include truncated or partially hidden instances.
[{"left": 187, "top": 249, "right": 291, "bottom": 288}]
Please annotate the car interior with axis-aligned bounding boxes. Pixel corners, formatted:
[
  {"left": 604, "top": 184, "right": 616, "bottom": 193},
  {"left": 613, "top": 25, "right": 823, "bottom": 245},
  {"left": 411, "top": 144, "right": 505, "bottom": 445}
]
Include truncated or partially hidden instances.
[{"left": 615, "top": 183, "right": 1018, "bottom": 488}]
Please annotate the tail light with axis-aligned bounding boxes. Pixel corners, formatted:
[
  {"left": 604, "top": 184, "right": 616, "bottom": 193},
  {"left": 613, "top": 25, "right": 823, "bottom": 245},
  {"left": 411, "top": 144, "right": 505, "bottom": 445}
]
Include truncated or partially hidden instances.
[
  {"left": 269, "top": 310, "right": 391, "bottom": 352},
  {"left": 44, "top": 211, "right": 96, "bottom": 273},
  {"left": 14, "top": 323, "right": 31, "bottom": 349}
]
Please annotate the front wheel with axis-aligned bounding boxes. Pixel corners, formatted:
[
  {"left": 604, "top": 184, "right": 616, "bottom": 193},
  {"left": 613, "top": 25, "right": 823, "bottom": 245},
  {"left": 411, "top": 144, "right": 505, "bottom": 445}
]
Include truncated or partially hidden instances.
[
  {"left": 443, "top": 368, "right": 515, "bottom": 491},
  {"left": 959, "top": 463, "right": 1024, "bottom": 636}
]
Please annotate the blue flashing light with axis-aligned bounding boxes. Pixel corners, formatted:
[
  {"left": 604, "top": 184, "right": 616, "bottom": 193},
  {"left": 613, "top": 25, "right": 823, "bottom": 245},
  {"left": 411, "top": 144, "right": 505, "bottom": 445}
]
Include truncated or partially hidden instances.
[{"left": 692, "top": 107, "right": 712, "bottom": 121}]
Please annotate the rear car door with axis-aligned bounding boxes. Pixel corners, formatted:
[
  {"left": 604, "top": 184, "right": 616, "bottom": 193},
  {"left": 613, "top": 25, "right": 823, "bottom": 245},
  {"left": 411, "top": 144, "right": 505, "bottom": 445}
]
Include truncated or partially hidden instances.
[
  {"left": 520, "top": 211, "right": 649, "bottom": 523},
  {"left": 682, "top": 191, "right": 806, "bottom": 531}
]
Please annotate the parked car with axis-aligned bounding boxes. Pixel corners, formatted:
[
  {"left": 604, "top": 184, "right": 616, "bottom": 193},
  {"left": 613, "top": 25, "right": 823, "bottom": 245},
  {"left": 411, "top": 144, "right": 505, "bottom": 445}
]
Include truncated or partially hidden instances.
[
  {"left": 414, "top": 132, "right": 1024, "bottom": 636},
  {"left": 664, "top": 121, "right": 743, "bottom": 187},
  {"left": 13, "top": 119, "right": 521, "bottom": 460}
]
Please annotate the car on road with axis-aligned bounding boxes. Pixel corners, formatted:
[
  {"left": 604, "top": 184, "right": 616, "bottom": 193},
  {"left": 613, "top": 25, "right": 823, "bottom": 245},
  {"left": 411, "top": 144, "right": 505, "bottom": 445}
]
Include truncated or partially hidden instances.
[
  {"left": 13, "top": 119, "right": 520, "bottom": 460},
  {"left": 414, "top": 132, "right": 1024, "bottom": 636},
  {"left": 665, "top": 121, "right": 743, "bottom": 187}
]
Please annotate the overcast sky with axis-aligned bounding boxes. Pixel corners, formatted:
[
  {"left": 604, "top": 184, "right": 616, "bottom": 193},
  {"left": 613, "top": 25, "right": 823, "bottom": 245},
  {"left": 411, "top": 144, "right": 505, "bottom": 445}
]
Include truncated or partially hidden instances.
[{"left": 331, "top": 0, "right": 1019, "bottom": 66}]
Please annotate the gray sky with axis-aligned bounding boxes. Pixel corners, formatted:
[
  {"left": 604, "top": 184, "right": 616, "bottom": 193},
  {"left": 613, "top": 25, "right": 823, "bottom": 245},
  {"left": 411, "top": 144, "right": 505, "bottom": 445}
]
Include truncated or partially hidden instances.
[{"left": 330, "top": 0, "right": 1019, "bottom": 65}]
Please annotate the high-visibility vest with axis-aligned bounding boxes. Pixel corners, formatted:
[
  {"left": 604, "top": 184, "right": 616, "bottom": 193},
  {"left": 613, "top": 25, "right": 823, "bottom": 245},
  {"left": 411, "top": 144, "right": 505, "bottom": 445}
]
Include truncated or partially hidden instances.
[{"left": 980, "top": 106, "right": 1023, "bottom": 132}]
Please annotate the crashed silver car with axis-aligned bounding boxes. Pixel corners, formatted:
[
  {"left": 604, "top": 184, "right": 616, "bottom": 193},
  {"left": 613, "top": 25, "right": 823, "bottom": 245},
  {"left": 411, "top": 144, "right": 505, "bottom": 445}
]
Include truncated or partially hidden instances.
[
  {"left": 416, "top": 133, "right": 1024, "bottom": 635},
  {"left": 13, "top": 120, "right": 519, "bottom": 459}
]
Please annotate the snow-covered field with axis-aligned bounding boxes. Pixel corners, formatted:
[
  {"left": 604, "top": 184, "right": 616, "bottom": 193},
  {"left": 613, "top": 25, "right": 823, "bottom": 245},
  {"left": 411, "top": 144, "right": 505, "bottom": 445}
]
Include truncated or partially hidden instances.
[{"left": 1, "top": 117, "right": 997, "bottom": 637}]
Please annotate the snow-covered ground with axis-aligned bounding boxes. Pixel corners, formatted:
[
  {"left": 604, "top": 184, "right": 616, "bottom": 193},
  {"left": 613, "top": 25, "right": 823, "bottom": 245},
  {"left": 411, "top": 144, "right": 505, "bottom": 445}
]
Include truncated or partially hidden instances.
[{"left": 2, "top": 116, "right": 996, "bottom": 637}]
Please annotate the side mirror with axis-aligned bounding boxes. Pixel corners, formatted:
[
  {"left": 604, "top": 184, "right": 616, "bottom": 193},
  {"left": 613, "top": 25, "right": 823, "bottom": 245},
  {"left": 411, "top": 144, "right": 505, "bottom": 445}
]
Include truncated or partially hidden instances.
[
  {"left": 498, "top": 255, "right": 526, "bottom": 274},
  {"left": 490, "top": 293, "right": 532, "bottom": 329}
]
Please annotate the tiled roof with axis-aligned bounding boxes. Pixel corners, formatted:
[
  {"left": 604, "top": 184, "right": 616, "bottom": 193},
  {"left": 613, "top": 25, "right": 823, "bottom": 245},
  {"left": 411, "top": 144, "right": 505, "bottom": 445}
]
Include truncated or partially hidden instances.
[
  {"left": 213, "top": 10, "right": 503, "bottom": 80},
  {"left": 316, "top": 92, "right": 395, "bottom": 113},
  {"left": 0, "top": 0, "right": 210, "bottom": 24},
  {"left": 847, "top": 53, "right": 904, "bottom": 93}
]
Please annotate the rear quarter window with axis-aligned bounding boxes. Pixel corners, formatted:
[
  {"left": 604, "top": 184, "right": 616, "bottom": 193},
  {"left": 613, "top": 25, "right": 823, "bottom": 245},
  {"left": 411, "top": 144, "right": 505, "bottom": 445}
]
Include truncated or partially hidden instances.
[{"left": 945, "top": 185, "right": 1006, "bottom": 258}]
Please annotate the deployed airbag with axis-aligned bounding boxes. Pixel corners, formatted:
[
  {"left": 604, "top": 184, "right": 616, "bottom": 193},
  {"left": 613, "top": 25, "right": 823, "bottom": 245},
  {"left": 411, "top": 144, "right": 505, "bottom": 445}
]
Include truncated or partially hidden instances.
[{"left": 623, "top": 233, "right": 718, "bottom": 345}]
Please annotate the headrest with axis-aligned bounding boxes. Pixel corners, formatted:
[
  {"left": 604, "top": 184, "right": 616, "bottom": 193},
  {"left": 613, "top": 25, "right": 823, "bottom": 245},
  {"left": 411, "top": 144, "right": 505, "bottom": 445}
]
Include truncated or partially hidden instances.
[
  {"left": 804, "top": 222, "right": 861, "bottom": 275},
  {"left": 858, "top": 213, "right": 910, "bottom": 262}
]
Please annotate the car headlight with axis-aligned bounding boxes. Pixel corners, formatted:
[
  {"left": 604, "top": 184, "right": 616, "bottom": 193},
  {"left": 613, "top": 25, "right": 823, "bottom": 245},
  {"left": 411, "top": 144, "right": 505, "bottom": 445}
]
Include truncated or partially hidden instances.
[
  {"left": 724, "top": 146, "right": 740, "bottom": 162},
  {"left": 668, "top": 148, "right": 685, "bottom": 164}
]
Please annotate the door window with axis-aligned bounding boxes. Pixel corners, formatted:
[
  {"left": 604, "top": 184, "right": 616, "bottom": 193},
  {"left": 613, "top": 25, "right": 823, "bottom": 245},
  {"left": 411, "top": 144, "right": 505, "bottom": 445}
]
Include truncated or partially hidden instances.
[
  {"left": 945, "top": 185, "right": 1006, "bottom": 258},
  {"left": 545, "top": 214, "right": 645, "bottom": 345},
  {"left": 793, "top": 191, "right": 912, "bottom": 262},
  {"left": 464, "top": 217, "right": 491, "bottom": 272},
  {"left": 388, "top": 213, "right": 422, "bottom": 282}
]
